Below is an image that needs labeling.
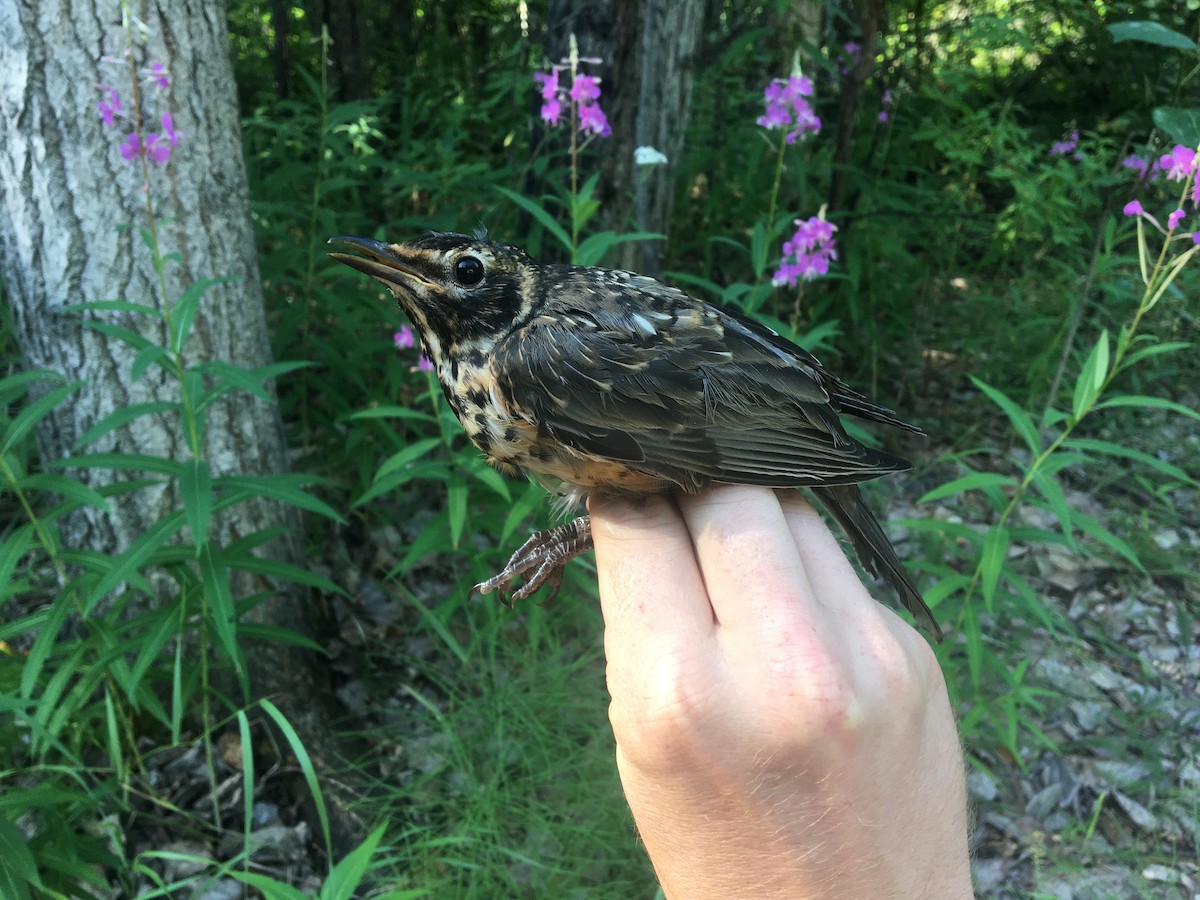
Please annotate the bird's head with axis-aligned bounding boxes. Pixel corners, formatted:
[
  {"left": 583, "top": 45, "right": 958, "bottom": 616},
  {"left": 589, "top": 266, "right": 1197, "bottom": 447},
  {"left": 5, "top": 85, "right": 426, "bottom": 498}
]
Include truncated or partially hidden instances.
[{"left": 329, "top": 232, "right": 539, "bottom": 365}]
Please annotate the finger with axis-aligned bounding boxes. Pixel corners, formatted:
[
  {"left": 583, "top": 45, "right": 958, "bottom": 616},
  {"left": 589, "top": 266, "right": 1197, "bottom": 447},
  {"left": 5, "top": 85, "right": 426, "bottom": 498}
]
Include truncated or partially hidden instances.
[
  {"left": 676, "top": 485, "right": 823, "bottom": 633},
  {"left": 589, "top": 493, "right": 716, "bottom": 675},
  {"left": 778, "top": 492, "right": 878, "bottom": 615},
  {"left": 779, "top": 492, "right": 930, "bottom": 679}
]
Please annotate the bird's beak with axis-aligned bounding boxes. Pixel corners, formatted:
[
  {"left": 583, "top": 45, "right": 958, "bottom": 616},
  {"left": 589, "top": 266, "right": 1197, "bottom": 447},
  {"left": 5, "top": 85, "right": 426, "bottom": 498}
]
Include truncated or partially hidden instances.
[{"left": 328, "top": 236, "right": 433, "bottom": 292}]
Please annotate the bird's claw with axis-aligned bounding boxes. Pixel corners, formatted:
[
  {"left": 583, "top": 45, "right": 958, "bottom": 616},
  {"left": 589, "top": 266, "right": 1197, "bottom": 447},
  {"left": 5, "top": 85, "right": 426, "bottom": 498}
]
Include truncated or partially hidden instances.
[{"left": 471, "top": 515, "right": 592, "bottom": 607}]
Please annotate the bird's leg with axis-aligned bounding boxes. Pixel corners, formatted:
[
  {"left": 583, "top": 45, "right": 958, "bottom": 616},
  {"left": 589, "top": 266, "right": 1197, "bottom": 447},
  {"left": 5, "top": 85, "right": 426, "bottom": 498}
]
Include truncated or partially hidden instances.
[{"left": 471, "top": 515, "right": 593, "bottom": 605}]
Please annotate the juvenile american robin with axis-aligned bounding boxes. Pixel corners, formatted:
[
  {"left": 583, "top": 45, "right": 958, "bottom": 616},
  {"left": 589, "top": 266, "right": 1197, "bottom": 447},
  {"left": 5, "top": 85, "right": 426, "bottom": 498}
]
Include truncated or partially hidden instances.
[{"left": 330, "top": 232, "right": 942, "bottom": 641}]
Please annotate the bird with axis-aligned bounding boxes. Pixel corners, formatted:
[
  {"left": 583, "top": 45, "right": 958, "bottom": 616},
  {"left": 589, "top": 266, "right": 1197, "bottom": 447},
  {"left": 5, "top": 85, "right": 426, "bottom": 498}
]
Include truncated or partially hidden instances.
[{"left": 330, "top": 231, "right": 942, "bottom": 641}]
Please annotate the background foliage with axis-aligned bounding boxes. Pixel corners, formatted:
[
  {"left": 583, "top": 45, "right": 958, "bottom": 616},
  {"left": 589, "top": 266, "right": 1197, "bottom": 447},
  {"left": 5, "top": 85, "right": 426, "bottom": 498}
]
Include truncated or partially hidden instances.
[{"left": 2, "top": 0, "right": 1198, "bottom": 896}]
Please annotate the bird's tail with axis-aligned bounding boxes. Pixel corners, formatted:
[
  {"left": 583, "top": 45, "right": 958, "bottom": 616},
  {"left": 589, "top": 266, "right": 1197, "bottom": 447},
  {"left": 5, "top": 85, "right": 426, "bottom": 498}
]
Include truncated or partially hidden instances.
[{"left": 811, "top": 484, "right": 943, "bottom": 642}]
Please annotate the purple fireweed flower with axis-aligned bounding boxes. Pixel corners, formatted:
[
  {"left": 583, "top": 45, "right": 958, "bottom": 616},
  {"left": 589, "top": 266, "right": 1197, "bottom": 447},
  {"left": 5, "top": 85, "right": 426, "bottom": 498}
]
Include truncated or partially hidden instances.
[
  {"left": 1050, "top": 131, "right": 1079, "bottom": 156},
  {"left": 148, "top": 60, "right": 170, "bottom": 89},
  {"left": 119, "top": 132, "right": 144, "bottom": 161},
  {"left": 394, "top": 326, "right": 415, "bottom": 350},
  {"left": 534, "top": 65, "right": 610, "bottom": 137},
  {"left": 1123, "top": 200, "right": 1144, "bottom": 217},
  {"left": 144, "top": 134, "right": 171, "bottom": 164},
  {"left": 569, "top": 74, "right": 601, "bottom": 104},
  {"left": 97, "top": 86, "right": 122, "bottom": 127},
  {"left": 578, "top": 101, "right": 611, "bottom": 136},
  {"left": 1193, "top": 232, "right": 1200, "bottom": 244},
  {"left": 1160, "top": 145, "right": 1197, "bottom": 181},
  {"left": 160, "top": 111, "right": 180, "bottom": 147},
  {"left": 1168, "top": 209, "right": 1186, "bottom": 229},
  {"left": 758, "top": 74, "right": 821, "bottom": 142},
  {"left": 773, "top": 215, "right": 838, "bottom": 287},
  {"left": 416, "top": 355, "right": 434, "bottom": 372}
]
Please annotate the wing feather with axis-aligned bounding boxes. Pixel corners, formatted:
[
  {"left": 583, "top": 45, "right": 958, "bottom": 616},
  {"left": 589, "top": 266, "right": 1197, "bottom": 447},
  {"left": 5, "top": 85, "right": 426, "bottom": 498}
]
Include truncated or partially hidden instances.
[{"left": 494, "top": 269, "right": 917, "bottom": 490}]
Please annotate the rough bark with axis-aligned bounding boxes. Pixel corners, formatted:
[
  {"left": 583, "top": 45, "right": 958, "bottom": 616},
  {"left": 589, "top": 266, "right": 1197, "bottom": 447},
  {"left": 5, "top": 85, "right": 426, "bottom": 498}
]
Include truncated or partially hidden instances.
[
  {"left": 0, "top": 0, "right": 362, "bottom": 856},
  {"left": 543, "top": 0, "right": 704, "bottom": 274},
  {"left": 828, "top": 0, "right": 883, "bottom": 214},
  {"left": 630, "top": 0, "right": 706, "bottom": 275},
  {"left": 269, "top": 0, "right": 292, "bottom": 100}
]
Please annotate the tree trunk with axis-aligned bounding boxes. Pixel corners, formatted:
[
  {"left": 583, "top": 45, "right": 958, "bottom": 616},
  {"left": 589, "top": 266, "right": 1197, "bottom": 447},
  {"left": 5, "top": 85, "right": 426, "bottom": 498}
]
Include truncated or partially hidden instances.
[
  {"left": 828, "top": 0, "right": 883, "bottom": 214},
  {"left": 543, "top": 0, "right": 704, "bottom": 274},
  {"left": 269, "top": 0, "right": 292, "bottom": 100},
  {"left": 0, "top": 0, "right": 362, "bottom": 856},
  {"left": 630, "top": 0, "right": 706, "bottom": 275}
]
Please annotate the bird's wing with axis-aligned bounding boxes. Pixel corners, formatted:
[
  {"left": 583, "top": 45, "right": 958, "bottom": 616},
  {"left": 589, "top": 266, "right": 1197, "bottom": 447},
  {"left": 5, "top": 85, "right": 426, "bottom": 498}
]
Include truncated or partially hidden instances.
[{"left": 493, "top": 269, "right": 914, "bottom": 489}]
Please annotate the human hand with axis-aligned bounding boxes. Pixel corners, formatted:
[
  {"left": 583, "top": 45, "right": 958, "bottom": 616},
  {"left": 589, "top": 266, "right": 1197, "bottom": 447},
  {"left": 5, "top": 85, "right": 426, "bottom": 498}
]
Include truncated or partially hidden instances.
[{"left": 590, "top": 485, "right": 971, "bottom": 899}]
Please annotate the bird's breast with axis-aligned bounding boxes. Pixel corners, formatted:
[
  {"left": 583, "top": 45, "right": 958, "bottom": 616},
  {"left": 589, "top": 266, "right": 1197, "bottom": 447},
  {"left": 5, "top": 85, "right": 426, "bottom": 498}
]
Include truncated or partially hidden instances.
[{"left": 444, "top": 358, "right": 673, "bottom": 497}]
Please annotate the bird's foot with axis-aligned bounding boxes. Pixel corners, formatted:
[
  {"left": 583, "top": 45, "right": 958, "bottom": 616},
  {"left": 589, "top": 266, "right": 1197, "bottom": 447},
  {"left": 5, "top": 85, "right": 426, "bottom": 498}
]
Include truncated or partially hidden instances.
[{"left": 471, "top": 515, "right": 593, "bottom": 606}]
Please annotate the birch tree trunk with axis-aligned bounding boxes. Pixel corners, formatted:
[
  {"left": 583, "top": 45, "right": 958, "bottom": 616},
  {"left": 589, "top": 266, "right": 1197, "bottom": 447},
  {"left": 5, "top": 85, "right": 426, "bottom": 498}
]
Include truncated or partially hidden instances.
[{"left": 0, "top": 0, "right": 362, "bottom": 854}]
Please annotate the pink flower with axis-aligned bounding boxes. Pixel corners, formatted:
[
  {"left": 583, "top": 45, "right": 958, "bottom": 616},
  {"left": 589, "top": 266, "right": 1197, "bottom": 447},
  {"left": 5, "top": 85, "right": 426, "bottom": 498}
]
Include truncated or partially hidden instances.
[
  {"left": 1123, "top": 200, "right": 1144, "bottom": 217},
  {"left": 148, "top": 61, "right": 170, "bottom": 90},
  {"left": 569, "top": 74, "right": 601, "bottom": 104},
  {"left": 757, "top": 74, "right": 822, "bottom": 142},
  {"left": 578, "top": 102, "right": 611, "bottom": 137},
  {"left": 416, "top": 355, "right": 434, "bottom": 372},
  {"left": 97, "top": 86, "right": 122, "bottom": 127},
  {"left": 534, "top": 64, "right": 611, "bottom": 137},
  {"left": 393, "top": 325, "right": 415, "bottom": 350},
  {"left": 1168, "top": 209, "right": 1185, "bottom": 230},
  {"left": 1159, "top": 146, "right": 1197, "bottom": 181},
  {"left": 119, "top": 133, "right": 143, "bottom": 161},
  {"left": 772, "top": 215, "right": 838, "bottom": 286}
]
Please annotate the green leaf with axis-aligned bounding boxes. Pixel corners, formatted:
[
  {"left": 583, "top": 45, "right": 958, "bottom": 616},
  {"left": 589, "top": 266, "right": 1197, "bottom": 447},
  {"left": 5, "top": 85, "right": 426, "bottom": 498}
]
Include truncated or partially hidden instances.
[
  {"left": 0, "top": 526, "right": 34, "bottom": 592},
  {"left": 1072, "top": 330, "right": 1109, "bottom": 419},
  {"left": 199, "top": 543, "right": 242, "bottom": 672},
  {"left": 1109, "top": 21, "right": 1197, "bottom": 50},
  {"left": 131, "top": 344, "right": 172, "bottom": 382},
  {"left": 919, "top": 471, "right": 1016, "bottom": 504},
  {"left": 575, "top": 231, "right": 663, "bottom": 267},
  {"left": 447, "top": 472, "right": 467, "bottom": 548},
  {"left": 87, "top": 511, "right": 187, "bottom": 614},
  {"left": 229, "top": 555, "right": 347, "bottom": 597},
  {"left": 496, "top": 186, "right": 572, "bottom": 254},
  {"left": 979, "top": 525, "right": 1010, "bottom": 610},
  {"left": 60, "top": 298, "right": 158, "bottom": 316},
  {"left": 750, "top": 221, "right": 769, "bottom": 278},
  {"left": 1064, "top": 437, "right": 1191, "bottom": 482},
  {"left": 19, "top": 474, "right": 112, "bottom": 513},
  {"left": 81, "top": 319, "right": 154, "bottom": 351},
  {"left": 349, "top": 405, "right": 436, "bottom": 423},
  {"left": 73, "top": 401, "right": 177, "bottom": 450},
  {"left": 1152, "top": 107, "right": 1200, "bottom": 148},
  {"left": 179, "top": 459, "right": 212, "bottom": 549},
  {"left": 216, "top": 474, "right": 346, "bottom": 523},
  {"left": 169, "top": 276, "right": 235, "bottom": 353},
  {"left": 324, "top": 824, "right": 388, "bottom": 900},
  {"left": 2, "top": 382, "right": 83, "bottom": 453},
  {"left": 260, "top": 699, "right": 332, "bottom": 861},
  {"left": 1028, "top": 471, "right": 1074, "bottom": 547},
  {"left": 0, "top": 816, "right": 40, "bottom": 893},
  {"left": 1073, "top": 511, "right": 1144, "bottom": 570},
  {"left": 202, "top": 360, "right": 272, "bottom": 401},
  {"left": 1096, "top": 394, "right": 1200, "bottom": 422},
  {"left": 375, "top": 437, "right": 443, "bottom": 482},
  {"left": 970, "top": 377, "right": 1040, "bottom": 454},
  {"left": 226, "top": 872, "right": 308, "bottom": 900},
  {"left": 0, "top": 369, "right": 64, "bottom": 406},
  {"left": 461, "top": 454, "right": 511, "bottom": 500},
  {"left": 48, "top": 452, "right": 180, "bottom": 476}
]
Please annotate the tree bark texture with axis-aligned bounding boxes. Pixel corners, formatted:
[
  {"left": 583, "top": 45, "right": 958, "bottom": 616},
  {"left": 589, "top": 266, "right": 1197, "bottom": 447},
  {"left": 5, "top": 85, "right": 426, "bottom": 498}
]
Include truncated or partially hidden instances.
[
  {"left": 1, "top": 0, "right": 294, "bottom": 559},
  {"left": 544, "top": 0, "right": 704, "bottom": 275},
  {"left": 0, "top": 0, "right": 363, "bottom": 855}
]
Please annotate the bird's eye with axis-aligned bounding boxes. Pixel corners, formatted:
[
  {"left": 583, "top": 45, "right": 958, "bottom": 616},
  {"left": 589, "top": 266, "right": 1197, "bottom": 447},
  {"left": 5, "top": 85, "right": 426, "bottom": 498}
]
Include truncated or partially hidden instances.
[{"left": 453, "top": 256, "right": 485, "bottom": 287}]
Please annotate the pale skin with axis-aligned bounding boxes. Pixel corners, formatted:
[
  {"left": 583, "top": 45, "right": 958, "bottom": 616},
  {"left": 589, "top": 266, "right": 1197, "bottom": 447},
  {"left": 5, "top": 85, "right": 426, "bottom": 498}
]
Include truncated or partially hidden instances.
[{"left": 589, "top": 484, "right": 973, "bottom": 899}]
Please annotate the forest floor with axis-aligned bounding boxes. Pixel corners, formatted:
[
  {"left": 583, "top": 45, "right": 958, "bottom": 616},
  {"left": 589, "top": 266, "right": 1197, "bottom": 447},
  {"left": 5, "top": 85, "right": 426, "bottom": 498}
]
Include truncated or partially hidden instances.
[{"left": 121, "top": 384, "right": 1200, "bottom": 898}]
